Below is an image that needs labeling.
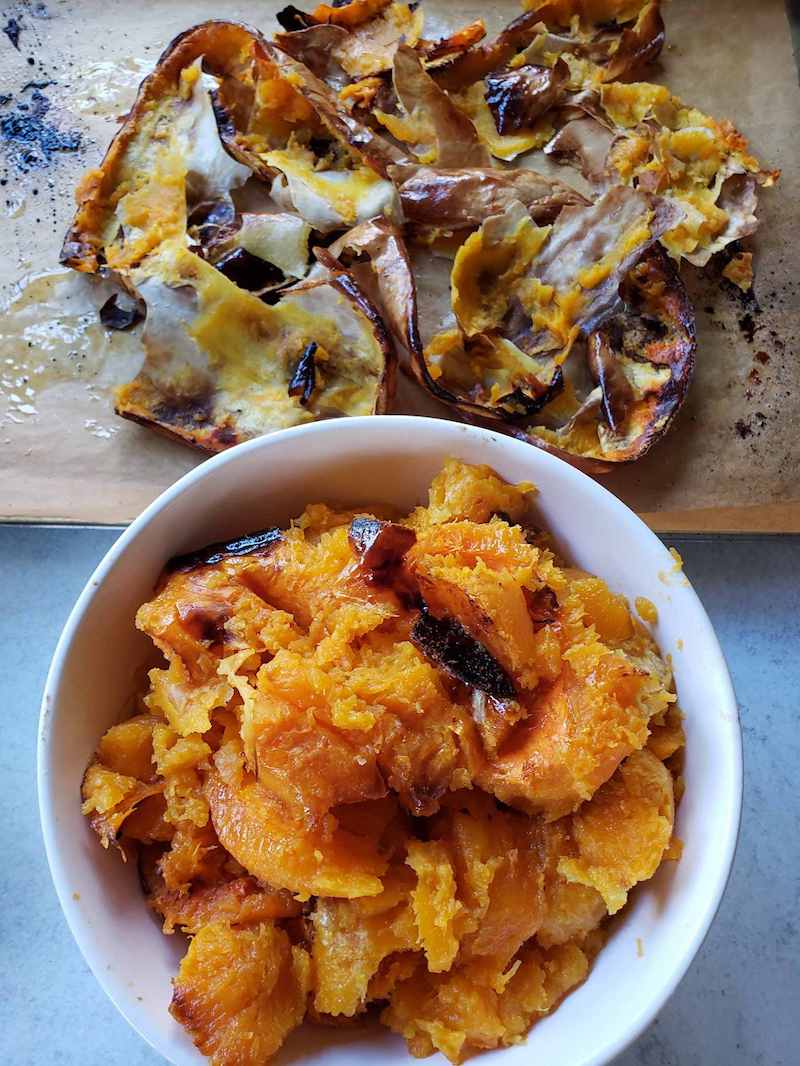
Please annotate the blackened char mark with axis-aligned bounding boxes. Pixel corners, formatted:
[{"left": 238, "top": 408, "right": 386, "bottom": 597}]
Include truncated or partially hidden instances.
[
  {"left": 178, "top": 602, "right": 231, "bottom": 645},
  {"left": 288, "top": 341, "right": 318, "bottom": 406},
  {"left": 215, "top": 247, "right": 284, "bottom": 292},
  {"left": 405, "top": 779, "right": 447, "bottom": 818},
  {"left": 276, "top": 5, "right": 314, "bottom": 30},
  {"left": 411, "top": 608, "right": 517, "bottom": 700},
  {"left": 167, "top": 528, "right": 283, "bottom": 573},
  {"left": 523, "top": 585, "right": 559, "bottom": 631},
  {"left": 99, "top": 293, "right": 144, "bottom": 331},
  {"left": 349, "top": 517, "right": 416, "bottom": 570},
  {"left": 497, "top": 364, "right": 564, "bottom": 420},
  {"left": 485, "top": 60, "right": 567, "bottom": 136},
  {"left": 349, "top": 517, "right": 419, "bottom": 605}
]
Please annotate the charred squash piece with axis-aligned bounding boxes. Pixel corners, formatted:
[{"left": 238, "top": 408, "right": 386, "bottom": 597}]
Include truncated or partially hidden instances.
[
  {"left": 523, "top": 585, "right": 559, "bottom": 630},
  {"left": 405, "top": 518, "right": 545, "bottom": 696},
  {"left": 420, "top": 21, "right": 488, "bottom": 68},
  {"left": 430, "top": 10, "right": 546, "bottom": 93},
  {"left": 411, "top": 609, "right": 517, "bottom": 701},
  {"left": 348, "top": 517, "right": 416, "bottom": 571},
  {"left": 485, "top": 59, "right": 569, "bottom": 135},
  {"left": 168, "top": 528, "right": 283, "bottom": 573}
]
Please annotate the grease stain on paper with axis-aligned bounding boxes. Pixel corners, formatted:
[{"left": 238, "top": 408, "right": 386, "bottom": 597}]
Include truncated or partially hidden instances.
[
  {"left": 66, "top": 57, "right": 152, "bottom": 118},
  {"left": 0, "top": 268, "right": 143, "bottom": 430}
]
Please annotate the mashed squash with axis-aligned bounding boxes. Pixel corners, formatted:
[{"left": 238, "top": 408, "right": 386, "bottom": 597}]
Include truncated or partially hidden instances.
[{"left": 81, "top": 460, "right": 683, "bottom": 1064}]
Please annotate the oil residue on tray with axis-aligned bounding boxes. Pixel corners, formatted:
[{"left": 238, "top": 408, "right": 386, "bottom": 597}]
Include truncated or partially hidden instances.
[
  {"left": 67, "top": 57, "right": 152, "bottom": 118},
  {"left": 0, "top": 269, "right": 144, "bottom": 430}
]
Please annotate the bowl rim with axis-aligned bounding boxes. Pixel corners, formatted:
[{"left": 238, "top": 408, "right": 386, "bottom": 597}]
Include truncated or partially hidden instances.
[{"left": 37, "top": 414, "right": 742, "bottom": 1066}]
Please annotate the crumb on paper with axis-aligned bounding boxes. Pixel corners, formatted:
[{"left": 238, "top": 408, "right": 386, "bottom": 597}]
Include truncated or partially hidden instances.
[
  {"left": 722, "top": 251, "right": 753, "bottom": 292},
  {"left": 72, "top": 891, "right": 80, "bottom": 901},
  {"left": 676, "top": 638, "right": 684, "bottom": 651},
  {"left": 636, "top": 938, "right": 644, "bottom": 958},
  {"left": 635, "top": 597, "right": 659, "bottom": 625}
]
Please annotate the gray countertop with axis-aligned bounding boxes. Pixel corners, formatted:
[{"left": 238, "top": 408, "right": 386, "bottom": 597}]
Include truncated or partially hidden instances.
[{"left": 1, "top": 525, "right": 798, "bottom": 1065}]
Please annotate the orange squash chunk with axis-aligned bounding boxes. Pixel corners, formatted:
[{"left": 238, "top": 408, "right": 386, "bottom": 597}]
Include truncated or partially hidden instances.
[
  {"left": 95, "top": 714, "right": 159, "bottom": 780},
  {"left": 158, "top": 821, "right": 230, "bottom": 892},
  {"left": 431, "top": 791, "right": 544, "bottom": 968},
  {"left": 382, "top": 940, "right": 589, "bottom": 1063},
  {"left": 477, "top": 650, "right": 655, "bottom": 820},
  {"left": 137, "top": 565, "right": 280, "bottom": 678},
  {"left": 312, "top": 865, "right": 418, "bottom": 1016},
  {"left": 171, "top": 921, "right": 311, "bottom": 1066},
  {"left": 647, "top": 703, "right": 686, "bottom": 762},
  {"left": 81, "top": 764, "right": 164, "bottom": 849},
  {"left": 205, "top": 769, "right": 386, "bottom": 898},
  {"left": 254, "top": 713, "right": 386, "bottom": 819},
  {"left": 406, "top": 840, "right": 463, "bottom": 972},
  {"left": 566, "top": 573, "right": 635, "bottom": 644},
  {"left": 120, "top": 793, "right": 173, "bottom": 844},
  {"left": 557, "top": 749, "right": 674, "bottom": 913},
  {"left": 536, "top": 821, "right": 607, "bottom": 948},
  {"left": 155, "top": 878, "right": 300, "bottom": 935},
  {"left": 407, "top": 458, "right": 533, "bottom": 530},
  {"left": 311, "top": 0, "right": 391, "bottom": 28}
]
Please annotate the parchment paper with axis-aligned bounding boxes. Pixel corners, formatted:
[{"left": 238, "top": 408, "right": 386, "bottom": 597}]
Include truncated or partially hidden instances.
[{"left": 0, "top": 0, "right": 797, "bottom": 529}]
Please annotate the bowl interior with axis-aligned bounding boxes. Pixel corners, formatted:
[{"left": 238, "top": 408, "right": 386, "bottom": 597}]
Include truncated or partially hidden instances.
[{"left": 39, "top": 416, "right": 740, "bottom": 1066}]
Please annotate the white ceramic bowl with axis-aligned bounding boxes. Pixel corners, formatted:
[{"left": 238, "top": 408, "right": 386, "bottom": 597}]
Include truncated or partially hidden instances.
[{"left": 39, "top": 415, "right": 741, "bottom": 1066}]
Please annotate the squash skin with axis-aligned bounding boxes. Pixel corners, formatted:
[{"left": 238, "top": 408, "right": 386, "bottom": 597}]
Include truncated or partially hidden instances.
[{"left": 61, "top": 20, "right": 398, "bottom": 454}]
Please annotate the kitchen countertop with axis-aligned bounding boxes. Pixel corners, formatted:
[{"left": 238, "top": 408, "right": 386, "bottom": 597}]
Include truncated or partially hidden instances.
[{"left": 0, "top": 526, "right": 798, "bottom": 1065}]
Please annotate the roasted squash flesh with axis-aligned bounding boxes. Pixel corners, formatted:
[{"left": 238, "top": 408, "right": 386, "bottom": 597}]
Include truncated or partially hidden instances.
[{"left": 81, "top": 459, "right": 683, "bottom": 1064}]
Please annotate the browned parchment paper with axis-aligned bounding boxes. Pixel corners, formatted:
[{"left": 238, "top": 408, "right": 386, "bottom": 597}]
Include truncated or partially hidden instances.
[{"left": 0, "top": 0, "right": 798, "bottom": 529}]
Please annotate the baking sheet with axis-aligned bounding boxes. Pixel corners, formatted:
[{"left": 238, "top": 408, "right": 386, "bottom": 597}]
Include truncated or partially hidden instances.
[{"left": 0, "top": 0, "right": 797, "bottom": 529}]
